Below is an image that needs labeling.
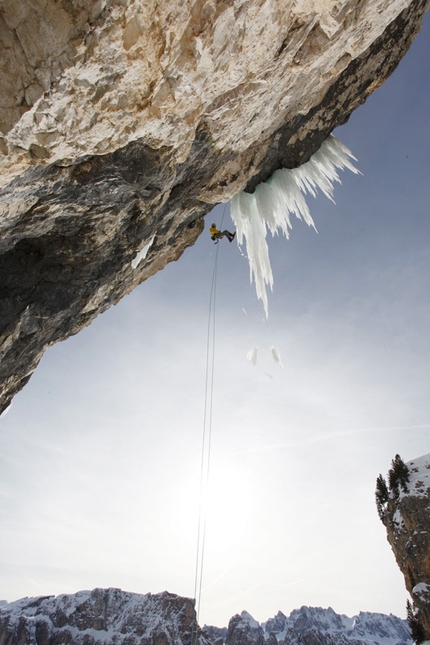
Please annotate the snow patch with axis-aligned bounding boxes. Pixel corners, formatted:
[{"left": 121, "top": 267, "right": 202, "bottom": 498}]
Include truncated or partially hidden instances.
[
  {"left": 400, "top": 454, "right": 430, "bottom": 499},
  {"left": 231, "top": 135, "right": 360, "bottom": 316},
  {"left": 413, "top": 582, "right": 430, "bottom": 596},
  {"left": 392, "top": 508, "right": 404, "bottom": 527}
]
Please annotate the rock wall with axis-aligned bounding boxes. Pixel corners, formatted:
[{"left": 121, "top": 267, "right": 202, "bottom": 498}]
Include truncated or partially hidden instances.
[
  {"left": 377, "top": 454, "right": 430, "bottom": 641},
  {"left": 1, "top": 0, "right": 429, "bottom": 412}
]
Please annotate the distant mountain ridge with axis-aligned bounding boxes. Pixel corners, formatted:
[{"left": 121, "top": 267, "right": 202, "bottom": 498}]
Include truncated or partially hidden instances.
[
  {"left": 0, "top": 588, "right": 412, "bottom": 645},
  {"left": 206, "top": 606, "right": 412, "bottom": 645}
]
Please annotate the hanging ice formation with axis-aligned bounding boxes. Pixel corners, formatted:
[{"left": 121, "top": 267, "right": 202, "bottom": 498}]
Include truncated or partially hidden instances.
[{"left": 230, "top": 135, "right": 361, "bottom": 316}]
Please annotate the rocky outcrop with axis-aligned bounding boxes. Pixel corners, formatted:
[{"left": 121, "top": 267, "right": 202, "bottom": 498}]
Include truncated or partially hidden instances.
[
  {"left": 1, "top": 0, "right": 429, "bottom": 412},
  {"left": 202, "top": 625, "right": 228, "bottom": 645},
  {"left": 0, "top": 590, "right": 412, "bottom": 645},
  {"left": 377, "top": 454, "right": 430, "bottom": 641},
  {"left": 225, "top": 612, "right": 266, "bottom": 645}
]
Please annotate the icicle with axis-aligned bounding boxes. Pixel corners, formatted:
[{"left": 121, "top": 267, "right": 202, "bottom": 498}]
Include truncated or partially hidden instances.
[
  {"left": 231, "top": 191, "right": 273, "bottom": 317},
  {"left": 231, "top": 135, "right": 360, "bottom": 315},
  {"left": 131, "top": 235, "right": 155, "bottom": 269}
]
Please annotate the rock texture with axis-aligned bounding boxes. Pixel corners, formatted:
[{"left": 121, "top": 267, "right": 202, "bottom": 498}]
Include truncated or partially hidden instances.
[
  {"left": 1, "top": 0, "right": 429, "bottom": 412},
  {"left": 0, "top": 589, "right": 412, "bottom": 645},
  {"left": 377, "top": 454, "right": 430, "bottom": 641}
]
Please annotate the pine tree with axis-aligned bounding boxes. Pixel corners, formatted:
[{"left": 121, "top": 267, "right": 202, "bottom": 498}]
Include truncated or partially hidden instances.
[
  {"left": 406, "top": 600, "right": 425, "bottom": 645},
  {"left": 375, "top": 474, "right": 389, "bottom": 520},
  {"left": 397, "top": 455, "right": 410, "bottom": 493},
  {"left": 388, "top": 454, "right": 410, "bottom": 497}
]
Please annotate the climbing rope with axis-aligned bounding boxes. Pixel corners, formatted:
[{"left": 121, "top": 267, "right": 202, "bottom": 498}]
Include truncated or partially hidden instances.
[{"left": 191, "top": 204, "right": 227, "bottom": 645}]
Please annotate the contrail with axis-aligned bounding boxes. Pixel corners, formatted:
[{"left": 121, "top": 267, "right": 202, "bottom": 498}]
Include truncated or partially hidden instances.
[
  {"left": 202, "top": 563, "right": 237, "bottom": 592},
  {"left": 228, "top": 423, "right": 430, "bottom": 456},
  {"left": 277, "top": 566, "right": 343, "bottom": 590}
]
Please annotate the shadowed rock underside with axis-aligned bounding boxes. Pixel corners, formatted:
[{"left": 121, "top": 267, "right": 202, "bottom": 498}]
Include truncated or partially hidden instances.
[{"left": 0, "top": 0, "right": 429, "bottom": 412}]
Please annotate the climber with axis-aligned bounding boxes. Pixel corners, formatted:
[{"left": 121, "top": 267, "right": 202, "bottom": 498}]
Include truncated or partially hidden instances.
[{"left": 209, "top": 223, "right": 236, "bottom": 243}]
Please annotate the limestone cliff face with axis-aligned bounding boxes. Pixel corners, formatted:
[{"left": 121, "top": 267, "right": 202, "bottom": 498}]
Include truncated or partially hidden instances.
[
  {"left": 378, "top": 454, "right": 430, "bottom": 641},
  {"left": 0, "top": 0, "right": 429, "bottom": 412}
]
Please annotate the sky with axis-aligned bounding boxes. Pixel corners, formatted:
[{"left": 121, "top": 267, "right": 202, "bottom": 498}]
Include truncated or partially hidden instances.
[{"left": 0, "top": 11, "right": 429, "bottom": 630}]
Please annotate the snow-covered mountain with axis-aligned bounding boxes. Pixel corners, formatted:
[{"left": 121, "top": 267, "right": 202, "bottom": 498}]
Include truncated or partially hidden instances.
[
  {"left": 0, "top": 588, "right": 195, "bottom": 645},
  {"left": 0, "top": 588, "right": 412, "bottom": 645},
  {"left": 209, "top": 606, "right": 412, "bottom": 645},
  {"left": 263, "top": 606, "right": 411, "bottom": 643}
]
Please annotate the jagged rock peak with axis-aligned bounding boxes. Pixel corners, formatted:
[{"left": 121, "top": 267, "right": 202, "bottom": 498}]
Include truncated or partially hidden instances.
[
  {"left": 376, "top": 454, "right": 430, "bottom": 642},
  {"left": 1, "top": 0, "right": 429, "bottom": 412},
  {"left": 225, "top": 611, "right": 266, "bottom": 645}
]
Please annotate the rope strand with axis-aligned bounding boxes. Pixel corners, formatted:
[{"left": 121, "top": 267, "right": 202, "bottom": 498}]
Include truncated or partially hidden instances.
[{"left": 191, "top": 205, "right": 227, "bottom": 645}]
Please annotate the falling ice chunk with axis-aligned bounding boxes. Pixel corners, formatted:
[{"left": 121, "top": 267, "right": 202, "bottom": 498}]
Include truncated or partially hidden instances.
[
  {"left": 131, "top": 235, "right": 155, "bottom": 269},
  {"left": 270, "top": 345, "right": 283, "bottom": 368},
  {"left": 247, "top": 347, "right": 258, "bottom": 365}
]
